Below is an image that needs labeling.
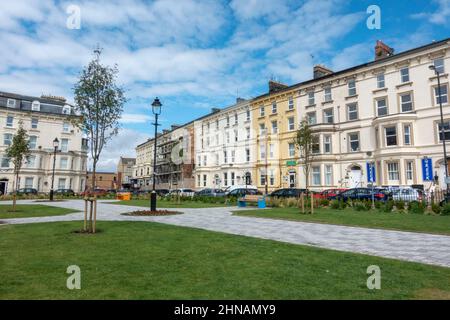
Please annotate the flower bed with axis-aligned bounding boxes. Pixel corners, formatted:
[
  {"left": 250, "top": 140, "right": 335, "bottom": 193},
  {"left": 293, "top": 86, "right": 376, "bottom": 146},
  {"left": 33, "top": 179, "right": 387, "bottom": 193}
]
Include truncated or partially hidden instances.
[{"left": 122, "top": 210, "right": 182, "bottom": 216}]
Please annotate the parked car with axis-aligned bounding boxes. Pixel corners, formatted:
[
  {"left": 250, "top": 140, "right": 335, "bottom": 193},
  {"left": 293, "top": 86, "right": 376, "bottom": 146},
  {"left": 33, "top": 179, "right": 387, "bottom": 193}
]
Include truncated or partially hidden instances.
[
  {"left": 316, "top": 188, "right": 347, "bottom": 199},
  {"left": 329, "top": 188, "right": 390, "bottom": 201},
  {"left": 54, "top": 189, "right": 75, "bottom": 196},
  {"left": 225, "top": 185, "right": 258, "bottom": 195},
  {"left": 156, "top": 189, "right": 170, "bottom": 196},
  {"left": 79, "top": 188, "right": 108, "bottom": 197},
  {"left": 195, "top": 188, "right": 226, "bottom": 197},
  {"left": 166, "top": 188, "right": 196, "bottom": 197},
  {"left": 227, "top": 188, "right": 262, "bottom": 197},
  {"left": 268, "top": 188, "right": 307, "bottom": 198},
  {"left": 391, "top": 187, "right": 423, "bottom": 202},
  {"left": 14, "top": 188, "right": 38, "bottom": 196}
]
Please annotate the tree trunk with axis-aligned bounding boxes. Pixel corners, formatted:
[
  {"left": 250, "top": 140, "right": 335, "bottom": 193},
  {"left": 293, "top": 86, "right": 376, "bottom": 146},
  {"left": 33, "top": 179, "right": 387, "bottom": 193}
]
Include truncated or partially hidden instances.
[{"left": 12, "top": 171, "right": 18, "bottom": 212}]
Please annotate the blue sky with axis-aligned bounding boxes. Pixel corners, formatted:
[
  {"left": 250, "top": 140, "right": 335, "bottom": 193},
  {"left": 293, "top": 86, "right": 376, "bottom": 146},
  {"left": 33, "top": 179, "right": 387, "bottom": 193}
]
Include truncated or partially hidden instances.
[{"left": 0, "top": 0, "right": 449, "bottom": 170}]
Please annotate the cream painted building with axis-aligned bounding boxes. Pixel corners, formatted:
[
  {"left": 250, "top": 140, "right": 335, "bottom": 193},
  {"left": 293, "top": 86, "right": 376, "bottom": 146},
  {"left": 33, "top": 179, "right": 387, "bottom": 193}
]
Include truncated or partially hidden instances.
[
  {"left": 0, "top": 92, "right": 88, "bottom": 194},
  {"left": 288, "top": 39, "right": 450, "bottom": 190},
  {"left": 193, "top": 98, "right": 256, "bottom": 189}
]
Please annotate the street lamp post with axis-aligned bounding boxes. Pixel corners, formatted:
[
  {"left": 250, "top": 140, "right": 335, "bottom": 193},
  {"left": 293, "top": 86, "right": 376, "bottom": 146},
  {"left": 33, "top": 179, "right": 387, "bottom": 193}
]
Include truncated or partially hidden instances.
[
  {"left": 150, "top": 97, "right": 162, "bottom": 211},
  {"left": 429, "top": 65, "right": 449, "bottom": 193},
  {"left": 49, "top": 138, "right": 59, "bottom": 201}
]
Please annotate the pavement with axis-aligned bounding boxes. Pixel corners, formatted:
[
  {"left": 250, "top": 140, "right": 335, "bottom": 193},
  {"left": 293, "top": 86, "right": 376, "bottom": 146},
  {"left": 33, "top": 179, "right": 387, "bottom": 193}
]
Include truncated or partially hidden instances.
[{"left": 1, "top": 199, "right": 450, "bottom": 268}]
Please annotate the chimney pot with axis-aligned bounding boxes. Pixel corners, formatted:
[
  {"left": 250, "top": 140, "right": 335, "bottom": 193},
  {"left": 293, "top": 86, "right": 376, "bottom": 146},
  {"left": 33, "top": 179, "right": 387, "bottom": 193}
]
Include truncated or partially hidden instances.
[{"left": 375, "top": 40, "right": 394, "bottom": 60}]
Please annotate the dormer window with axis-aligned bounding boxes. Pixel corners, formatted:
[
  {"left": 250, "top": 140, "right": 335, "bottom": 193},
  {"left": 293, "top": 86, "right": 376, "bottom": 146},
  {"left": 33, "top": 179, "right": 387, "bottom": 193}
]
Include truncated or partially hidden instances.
[
  {"left": 31, "top": 100, "right": 41, "bottom": 111},
  {"left": 62, "top": 105, "right": 71, "bottom": 115},
  {"left": 7, "top": 99, "right": 16, "bottom": 108}
]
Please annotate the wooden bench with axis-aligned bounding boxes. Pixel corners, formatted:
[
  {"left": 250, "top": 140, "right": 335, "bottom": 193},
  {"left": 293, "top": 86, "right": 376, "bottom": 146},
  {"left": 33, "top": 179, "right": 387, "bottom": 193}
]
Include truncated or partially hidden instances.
[{"left": 238, "top": 195, "right": 266, "bottom": 208}]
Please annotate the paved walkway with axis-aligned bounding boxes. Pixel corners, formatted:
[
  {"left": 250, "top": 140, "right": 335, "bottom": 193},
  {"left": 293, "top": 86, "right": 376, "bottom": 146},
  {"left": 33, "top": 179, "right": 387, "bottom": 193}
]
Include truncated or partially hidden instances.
[{"left": 1, "top": 200, "right": 450, "bottom": 268}]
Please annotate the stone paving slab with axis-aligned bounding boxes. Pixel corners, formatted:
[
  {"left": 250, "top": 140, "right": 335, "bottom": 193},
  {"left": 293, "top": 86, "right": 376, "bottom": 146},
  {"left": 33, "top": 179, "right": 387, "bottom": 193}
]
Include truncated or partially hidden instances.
[{"left": 1, "top": 200, "right": 449, "bottom": 268}]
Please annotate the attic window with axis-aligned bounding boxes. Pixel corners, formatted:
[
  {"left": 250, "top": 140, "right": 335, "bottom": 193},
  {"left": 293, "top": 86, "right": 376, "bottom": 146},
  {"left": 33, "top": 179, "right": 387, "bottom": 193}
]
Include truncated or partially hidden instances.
[
  {"left": 62, "top": 105, "right": 71, "bottom": 115},
  {"left": 7, "top": 99, "right": 16, "bottom": 108},
  {"left": 31, "top": 100, "right": 41, "bottom": 111}
]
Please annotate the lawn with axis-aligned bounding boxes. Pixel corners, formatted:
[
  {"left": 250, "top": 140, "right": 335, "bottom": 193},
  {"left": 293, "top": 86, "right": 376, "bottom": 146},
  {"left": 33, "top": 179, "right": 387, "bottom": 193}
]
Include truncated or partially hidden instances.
[
  {"left": 0, "top": 204, "right": 77, "bottom": 219},
  {"left": 0, "top": 221, "right": 449, "bottom": 299},
  {"left": 234, "top": 207, "right": 450, "bottom": 235},
  {"left": 112, "top": 199, "right": 234, "bottom": 208}
]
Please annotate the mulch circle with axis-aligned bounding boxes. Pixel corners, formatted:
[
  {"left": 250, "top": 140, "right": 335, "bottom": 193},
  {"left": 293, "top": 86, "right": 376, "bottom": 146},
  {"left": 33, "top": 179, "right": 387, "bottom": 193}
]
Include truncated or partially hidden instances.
[
  {"left": 72, "top": 229, "right": 103, "bottom": 235},
  {"left": 122, "top": 210, "right": 182, "bottom": 216}
]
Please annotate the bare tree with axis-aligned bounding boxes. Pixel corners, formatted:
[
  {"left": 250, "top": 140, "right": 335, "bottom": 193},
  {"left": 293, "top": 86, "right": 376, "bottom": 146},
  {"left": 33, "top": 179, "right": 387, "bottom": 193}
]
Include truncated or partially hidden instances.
[{"left": 293, "top": 119, "right": 316, "bottom": 190}]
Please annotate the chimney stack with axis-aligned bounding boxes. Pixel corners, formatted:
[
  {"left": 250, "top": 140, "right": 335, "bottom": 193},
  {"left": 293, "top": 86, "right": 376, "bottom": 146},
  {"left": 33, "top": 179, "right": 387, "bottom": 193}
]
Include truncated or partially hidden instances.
[
  {"left": 268, "top": 80, "right": 288, "bottom": 93},
  {"left": 236, "top": 97, "right": 246, "bottom": 104},
  {"left": 313, "top": 65, "right": 333, "bottom": 79},
  {"left": 211, "top": 107, "right": 221, "bottom": 113},
  {"left": 375, "top": 40, "right": 394, "bottom": 60}
]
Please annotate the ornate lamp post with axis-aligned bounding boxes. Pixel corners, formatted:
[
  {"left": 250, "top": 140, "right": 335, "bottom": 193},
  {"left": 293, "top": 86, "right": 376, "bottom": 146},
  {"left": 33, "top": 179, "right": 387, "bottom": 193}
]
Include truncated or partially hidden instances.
[
  {"left": 150, "top": 97, "right": 162, "bottom": 211},
  {"left": 49, "top": 138, "right": 59, "bottom": 201},
  {"left": 429, "top": 64, "right": 449, "bottom": 193}
]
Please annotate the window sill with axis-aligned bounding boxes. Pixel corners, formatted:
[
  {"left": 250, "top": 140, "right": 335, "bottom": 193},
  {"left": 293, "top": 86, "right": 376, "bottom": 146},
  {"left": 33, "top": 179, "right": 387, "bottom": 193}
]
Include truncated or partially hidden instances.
[
  {"left": 269, "top": 113, "right": 278, "bottom": 117},
  {"left": 372, "top": 88, "right": 388, "bottom": 94},
  {"left": 306, "top": 104, "right": 316, "bottom": 108},
  {"left": 429, "top": 73, "right": 448, "bottom": 81},
  {"left": 286, "top": 108, "right": 295, "bottom": 112},
  {"left": 345, "top": 94, "right": 358, "bottom": 100},
  {"left": 322, "top": 100, "right": 333, "bottom": 105},
  {"left": 396, "top": 81, "right": 413, "bottom": 89}
]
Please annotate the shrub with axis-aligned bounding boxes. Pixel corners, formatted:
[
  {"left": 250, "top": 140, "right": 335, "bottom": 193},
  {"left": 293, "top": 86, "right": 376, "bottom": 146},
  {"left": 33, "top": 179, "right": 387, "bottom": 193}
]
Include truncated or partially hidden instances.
[
  {"left": 408, "top": 201, "right": 425, "bottom": 214},
  {"left": 353, "top": 202, "right": 366, "bottom": 211},
  {"left": 394, "top": 200, "right": 405, "bottom": 211},
  {"left": 330, "top": 200, "right": 340, "bottom": 209},
  {"left": 441, "top": 203, "right": 450, "bottom": 216},
  {"left": 320, "top": 199, "right": 330, "bottom": 207},
  {"left": 431, "top": 203, "right": 441, "bottom": 215},
  {"left": 379, "top": 200, "right": 394, "bottom": 213}
]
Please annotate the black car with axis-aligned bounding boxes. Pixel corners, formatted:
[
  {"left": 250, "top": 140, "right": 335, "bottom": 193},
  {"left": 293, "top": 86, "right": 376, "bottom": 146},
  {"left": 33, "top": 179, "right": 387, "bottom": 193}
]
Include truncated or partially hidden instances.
[
  {"left": 15, "top": 188, "right": 38, "bottom": 195},
  {"left": 156, "top": 189, "right": 170, "bottom": 196},
  {"left": 54, "top": 189, "right": 75, "bottom": 196},
  {"left": 269, "top": 188, "right": 307, "bottom": 198},
  {"left": 329, "top": 188, "right": 390, "bottom": 201},
  {"left": 227, "top": 188, "right": 262, "bottom": 197}
]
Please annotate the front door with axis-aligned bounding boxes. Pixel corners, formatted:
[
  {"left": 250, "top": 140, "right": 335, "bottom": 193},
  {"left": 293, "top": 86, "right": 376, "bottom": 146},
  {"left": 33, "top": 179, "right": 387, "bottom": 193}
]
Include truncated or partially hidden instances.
[
  {"left": 348, "top": 167, "right": 362, "bottom": 188},
  {"left": 289, "top": 172, "right": 296, "bottom": 188}
]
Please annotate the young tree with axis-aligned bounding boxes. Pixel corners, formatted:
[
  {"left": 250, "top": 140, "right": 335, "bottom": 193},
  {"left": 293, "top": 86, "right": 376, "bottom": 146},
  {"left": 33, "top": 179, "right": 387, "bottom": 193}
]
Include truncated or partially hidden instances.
[
  {"left": 6, "top": 121, "right": 30, "bottom": 211},
  {"left": 73, "top": 48, "right": 126, "bottom": 191},
  {"left": 293, "top": 119, "right": 316, "bottom": 191}
]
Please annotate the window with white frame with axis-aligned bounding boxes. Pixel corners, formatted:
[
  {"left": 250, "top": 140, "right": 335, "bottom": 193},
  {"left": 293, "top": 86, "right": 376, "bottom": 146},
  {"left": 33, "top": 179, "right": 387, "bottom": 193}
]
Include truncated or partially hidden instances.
[
  {"left": 260, "top": 171, "right": 266, "bottom": 186},
  {"left": 6, "top": 116, "right": 13, "bottom": 127},
  {"left": 203, "top": 175, "right": 207, "bottom": 187},
  {"left": 438, "top": 121, "right": 450, "bottom": 141},
  {"left": 272, "top": 102, "right": 277, "bottom": 114},
  {"left": 323, "top": 108, "right": 334, "bottom": 124},
  {"left": 435, "top": 85, "right": 448, "bottom": 105},
  {"left": 31, "top": 101, "right": 40, "bottom": 111},
  {"left": 60, "top": 138, "right": 68, "bottom": 152},
  {"left": 58, "top": 178, "right": 66, "bottom": 189},
  {"left": 387, "top": 162, "right": 399, "bottom": 180},
  {"left": 31, "top": 118, "right": 38, "bottom": 129},
  {"left": 307, "top": 112, "right": 316, "bottom": 125},
  {"left": 234, "top": 113, "right": 238, "bottom": 125},
  {"left": 197, "top": 156, "right": 201, "bottom": 166},
  {"left": 231, "top": 172, "right": 235, "bottom": 186},
  {"left": 203, "top": 155, "right": 207, "bottom": 166},
  {"left": 226, "top": 132, "right": 230, "bottom": 143},
  {"left": 348, "top": 133, "right": 360, "bottom": 152},
  {"left": 271, "top": 120, "right": 278, "bottom": 134},
  {"left": 288, "top": 97, "right": 294, "bottom": 110},
  {"left": 231, "top": 150, "right": 235, "bottom": 162},
  {"left": 325, "top": 165, "right": 333, "bottom": 185},
  {"left": 269, "top": 169, "right": 275, "bottom": 186},
  {"left": 400, "top": 67, "right": 410, "bottom": 83},
  {"left": 288, "top": 143, "right": 295, "bottom": 157},
  {"left": 288, "top": 117, "right": 295, "bottom": 131},
  {"left": 234, "top": 129, "right": 238, "bottom": 142},
  {"left": 28, "top": 136, "right": 37, "bottom": 149},
  {"left": 62, "top": 105, "right": 71, "bottom": 115},
  {"left": 324, "top": 135, "right": 332, "bottom": 153},
  {"left": 26, "top": 155, "right": 36, "bottom": 168},
  {"left": 269, "top": 144, "right": 274, "bottom": 159},
  {"left": 1, "top": 156, "right": 10, "bottom": 168},
  {"left": 348, "top": 79, "right": 356, "bottom": 96},
  {"left": 376, "top": 98, "right": 388, "bottom": 116},
  {"left": 404, "top": 124, "right": 411, "bottom": 145},
  {"left": 385, "top": 126, "right": 397, "bottom": 146},
  {"left": 215, "top": 153, "right": 219, "bottom": 165},
  {"left": 224, "top": 173, "right": 228, "bottom": 186},
  {"left": 324, "top": 87, "right": 332, "bottom": 102},
  {"left": 308, "top": 91, "right": 315, "bottom": 105},
  {"left": 226, "top": 116, "right": 230, "bottom": 127},
  {"left": 347, "top": 103, "right": 358, "bottom": 121},
  {"left": 260, "top": 143, "right": 266, "bottom": 160},
  {"left": 63, "top": 122, "right": 70, "bottom": 132},
  {"left": 434, "top": 58, "right": 445, "bottom": 74},
  {"left": 246, "top": 148, "right": 250, "bottom": 162},
  {"left": 25, "top": 177, "right": 33, "bottom": 188},
  {"left": 312, "top": 135, "right": 320, "bottom": 154},
  {"left": 312, "top": 166, "right": 321, "bottom": 185},
  {"left": 377, "top": 74, "right": 385, "bottom": 88},
  {"left": 206, "top": 136, "right": 210, "bottom": 146},
  {"left": 246, "top": 109, "right": 250, "bottom": 121},
  {"left": 259, "top": 123, "right": 266, "bottom": 135},
  {"left": 60, "top": 157, "right": 68, "bottom": 169},
  {"left": 406, "top": 161, "right": 414, "bottom": 180},
  {"left": 400, "top": 93, "right": 413, "bottom": 112},
  {"left": 259, "top": 106, "right": 265, "bottom": 116},
  {"left": 224, "top": 151, "right": 228, "bottom": 164},
  {"left": 246, "top": 127, "right": 250, "bottom": 139}
]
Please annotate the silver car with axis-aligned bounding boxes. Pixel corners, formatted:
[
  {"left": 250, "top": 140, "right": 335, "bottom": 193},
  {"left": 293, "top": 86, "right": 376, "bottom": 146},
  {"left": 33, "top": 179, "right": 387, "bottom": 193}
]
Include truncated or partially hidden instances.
[{"left": 391, "top": 187, "right": 423, "bottom": 202}]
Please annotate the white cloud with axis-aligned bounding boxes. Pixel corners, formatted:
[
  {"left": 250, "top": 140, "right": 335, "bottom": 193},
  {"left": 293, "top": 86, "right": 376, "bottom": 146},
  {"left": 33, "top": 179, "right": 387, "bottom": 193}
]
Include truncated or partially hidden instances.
[
  {"left": 411, "top": 0, "right": 450, "bottom": 25},
  {"left": 120, "top": 113, "right": 152, "bottom": 124}
]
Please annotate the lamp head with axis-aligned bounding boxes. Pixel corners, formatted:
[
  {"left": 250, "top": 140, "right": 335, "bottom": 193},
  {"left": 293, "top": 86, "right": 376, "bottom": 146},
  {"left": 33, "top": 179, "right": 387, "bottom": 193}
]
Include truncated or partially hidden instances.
[
  {"left": 53, "top": 137, "right": 59, "bottom": 148},
  {"left": 152, "top": 97, "right": 162, "bottom": 115}
]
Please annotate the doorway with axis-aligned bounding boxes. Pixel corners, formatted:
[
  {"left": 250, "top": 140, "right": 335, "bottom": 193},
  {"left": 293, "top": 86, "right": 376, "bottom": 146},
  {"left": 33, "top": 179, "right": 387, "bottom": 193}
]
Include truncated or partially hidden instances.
[
  {"left": 0, "top": 179, "right": 8, "bottom": 196},
  {"left": 348, "top": 166, "right": 362, "bottom": 188},
  {"left": 289, "top": 171, "right": 296, "bottom": 188}
]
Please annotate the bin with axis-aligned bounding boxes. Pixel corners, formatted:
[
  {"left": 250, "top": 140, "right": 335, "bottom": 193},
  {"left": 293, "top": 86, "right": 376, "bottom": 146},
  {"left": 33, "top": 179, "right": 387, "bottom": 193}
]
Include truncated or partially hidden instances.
[{"left": 117, "top": 192, "right": 131, "bottom": 201}]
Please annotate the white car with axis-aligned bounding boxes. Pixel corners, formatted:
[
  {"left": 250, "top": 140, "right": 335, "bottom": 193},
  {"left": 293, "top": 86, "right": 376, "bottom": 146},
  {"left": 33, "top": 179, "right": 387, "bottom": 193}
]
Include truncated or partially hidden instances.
[
  {"left": 224, "top": 185, "right": 258, "bottom": 195},
  {"left": 166, "top": 188, "right": 196, "bottom": 197},
  {"left": 391, "top": 187, "right": 423, "bottom": 202}
]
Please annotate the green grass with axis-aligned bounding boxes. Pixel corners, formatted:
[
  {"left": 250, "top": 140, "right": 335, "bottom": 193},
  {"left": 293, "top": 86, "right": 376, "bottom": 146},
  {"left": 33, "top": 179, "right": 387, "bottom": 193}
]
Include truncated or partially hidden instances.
[
  {"left": 112, "top": 199, "right": 234, "bottom": 208},
  {"left": 234, "top": 207, "right": 450, "bottom": 235},
  {"left": 0, "top": 221, "right": 449, "bottom": 299},
  {"left": 0, "top": 205, "right": 77, "bottom": 219}
]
